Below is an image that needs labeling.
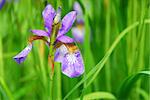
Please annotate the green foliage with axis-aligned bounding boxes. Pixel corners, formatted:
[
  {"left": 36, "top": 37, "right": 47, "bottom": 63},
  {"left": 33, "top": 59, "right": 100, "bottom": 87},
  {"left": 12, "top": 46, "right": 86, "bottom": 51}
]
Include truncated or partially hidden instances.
[
  {"left": 117, "top": 71, "right": 150, "bottom": 99},
  {"left": 0, "top": 0, "right": 150, "bottom": 100}
]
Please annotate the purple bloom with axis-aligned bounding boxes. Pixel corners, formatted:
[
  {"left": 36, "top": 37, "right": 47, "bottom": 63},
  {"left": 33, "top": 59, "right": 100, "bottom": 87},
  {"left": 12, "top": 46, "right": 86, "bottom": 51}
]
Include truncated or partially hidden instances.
[
  {"left": 73, "top": 1, "right": 84, "bottom": 24},
  {"left": 0, "top": 0, "right": 5, "bottom": 10},
  {"left": 72, "top": 1, "right": 85, "bottom": 43},
  {"left": 13, "top": 44, "right": 32, "bottom": 64},
  {"left": 72, "top": 27, "right": 85, "bottom": 43},
  {"left": 54, "top": 44, "right": 84, "bottom": 78},
  {"left": 13, "top": 4, "right": 84, "bottom": 78}
]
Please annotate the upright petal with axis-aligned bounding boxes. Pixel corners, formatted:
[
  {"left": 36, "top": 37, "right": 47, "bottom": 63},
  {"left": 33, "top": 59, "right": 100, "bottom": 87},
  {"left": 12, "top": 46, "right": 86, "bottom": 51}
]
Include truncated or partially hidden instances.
[
  {"left": 72, "top": 27, "right": 84, "bottom": 43},
  {"left": 42, "top": 4, "right": 56, "bottom": 35},
  {"left": 13, "top": 44, "right": 32, "bottom": 64},
  {"left": 31, "top": 30, "right": 49, "bottom": 37},
  {"left": 73, "top": 1, "right": 84, "bottom": 24},
  {"left": 61, "top": 50, "right": 84, "bottom": 78},
  {"left": 73, "top": 1, "right": 83, "bottom": 16},
  {"left": 57, "top": 35, "right": 74, "bottom": 43},
  {"left": 54, "top": 44, "right": 68, "bottom": 62},
  {"left": 57, "top": 11, "right": 77, "bottom": 37}
]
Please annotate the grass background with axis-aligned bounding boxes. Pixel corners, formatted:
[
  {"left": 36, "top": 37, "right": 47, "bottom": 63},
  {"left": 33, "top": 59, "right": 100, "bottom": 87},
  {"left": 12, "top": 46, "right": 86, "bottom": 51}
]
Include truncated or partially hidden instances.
[{"left": 0, "top": 0, "right": 150, "bottom": 100}]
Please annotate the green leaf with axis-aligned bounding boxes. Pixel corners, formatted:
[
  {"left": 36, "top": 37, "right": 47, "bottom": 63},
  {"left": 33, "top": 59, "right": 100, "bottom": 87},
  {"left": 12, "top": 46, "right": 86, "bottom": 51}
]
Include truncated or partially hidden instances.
[
  {"left": 83, "top": 92, "right": 116, "bottom": 100},
  {"left": 117, "top": 71, "right": 150, "bottom": 99},
  {"left": 75, "top": 92, "right": 116, "bottom": 100}
]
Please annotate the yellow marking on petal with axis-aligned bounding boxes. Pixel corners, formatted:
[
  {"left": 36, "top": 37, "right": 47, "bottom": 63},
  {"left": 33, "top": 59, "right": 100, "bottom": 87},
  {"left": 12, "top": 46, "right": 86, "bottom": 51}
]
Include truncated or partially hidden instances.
[
  {"left": 64, "top": 43, "right": 78, "bottom": 53},
  {"left": 77, "top": 24, "right": 84, "bottom": 30}
]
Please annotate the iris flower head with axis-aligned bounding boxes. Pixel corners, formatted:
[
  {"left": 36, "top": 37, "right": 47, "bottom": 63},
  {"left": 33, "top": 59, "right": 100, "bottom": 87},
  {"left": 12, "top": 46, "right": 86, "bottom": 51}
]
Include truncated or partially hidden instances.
[
  {"left": 13, "top": 4, "right": 84, "bottom": 78},
  {"left": 72, "top": 1, "right": 85, "bottom": 43}
]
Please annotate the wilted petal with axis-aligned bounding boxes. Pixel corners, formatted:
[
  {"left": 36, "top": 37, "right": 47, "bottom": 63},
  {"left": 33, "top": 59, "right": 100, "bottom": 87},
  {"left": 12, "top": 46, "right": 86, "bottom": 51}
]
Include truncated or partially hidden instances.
[
  {"left": 62, "top": 50, "right": 84, "bottom": 78},
  {"left": 57, "top": 11, "right": 77, "bottom": 37},
  {"left": 72, "top": 27, "right": 84, "bottom": 43},
  {"left": 42, "top": 4, "right": 56, "bottom": 35},
  {"left": 31, "top": 30, "right": 49, "bottom": 36},
  {"left": 57, "top": 35, "right": 74, "bottom": 43},
  {"left": 0, "top": 0, "right": 5, "bottom": 10},
  {"left": 13, "top": 44, "right": 32, "bottom": 64}
]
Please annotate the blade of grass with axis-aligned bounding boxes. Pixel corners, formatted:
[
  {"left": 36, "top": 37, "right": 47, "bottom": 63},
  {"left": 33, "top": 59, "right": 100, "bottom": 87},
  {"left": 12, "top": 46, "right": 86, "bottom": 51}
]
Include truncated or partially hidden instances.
[
  {"left": 63, "top": 19, "right": 150, "bottom": 100},
  {"left": 0, "top": 25, "right": 4, "bottom": 100},
  {"left": 117, "top": 71, "right": 150, "bottom": 99},
  {"left": 0, "top": 77, "right": 14, "bottom": 100},
  {"left": 76, "top": 92, "right": 116, "bottom": 100},
  {"left": 83, "top": 92, "right": 116, "bottom": 100},
  {"left": 13, "top": 80, "right": 36, "bottom": 99},
  {"left": 136, "top": 88, "right": 150, "bottom": 100},
  {"left": 104, "top": 0, "right": 111, "bottom": 92}
]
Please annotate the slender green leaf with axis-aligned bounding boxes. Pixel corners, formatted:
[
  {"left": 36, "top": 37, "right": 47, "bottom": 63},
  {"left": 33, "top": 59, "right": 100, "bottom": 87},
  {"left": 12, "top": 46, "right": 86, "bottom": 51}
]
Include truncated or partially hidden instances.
[
  {"left": 83, "top": 92, "right": 116, "bottom": 100},
  {"left": 117, "top": 71, "right": 150, "bottom": 99},
  {"left": 0, "top": 77, "right": 14, "bottom": 100}
]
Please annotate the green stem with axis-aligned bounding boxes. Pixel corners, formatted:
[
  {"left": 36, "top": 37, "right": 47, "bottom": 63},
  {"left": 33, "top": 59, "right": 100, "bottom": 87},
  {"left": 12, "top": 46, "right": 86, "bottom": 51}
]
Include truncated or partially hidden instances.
[
  {"left": 105, "top": 0, "right": 111, "bottom": 92},
  {"left": 54, "top": 62, "right": 62, "bottom": 99},
  {"left": 48, "top": 23, "right": 60, "bottom": 100}
]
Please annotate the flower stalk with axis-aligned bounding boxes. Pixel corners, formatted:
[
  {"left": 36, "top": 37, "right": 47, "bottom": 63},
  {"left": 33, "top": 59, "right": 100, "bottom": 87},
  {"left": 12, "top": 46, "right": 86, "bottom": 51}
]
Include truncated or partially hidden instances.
[{"left": 49, "top": 22, "right": 61, "bottom": 79}]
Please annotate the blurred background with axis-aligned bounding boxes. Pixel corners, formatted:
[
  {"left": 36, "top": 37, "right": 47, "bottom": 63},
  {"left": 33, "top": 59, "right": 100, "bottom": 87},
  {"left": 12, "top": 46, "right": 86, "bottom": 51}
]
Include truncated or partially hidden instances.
[{"left": 0, "top": 0, "right": 150, "bottom": 100}]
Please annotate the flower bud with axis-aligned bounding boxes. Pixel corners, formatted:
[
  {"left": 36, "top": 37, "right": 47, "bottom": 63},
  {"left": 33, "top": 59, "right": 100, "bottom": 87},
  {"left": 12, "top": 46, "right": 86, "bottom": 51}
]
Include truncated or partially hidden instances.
[{"left": 53, "top": 7, "right": 62, "bottom": 24}]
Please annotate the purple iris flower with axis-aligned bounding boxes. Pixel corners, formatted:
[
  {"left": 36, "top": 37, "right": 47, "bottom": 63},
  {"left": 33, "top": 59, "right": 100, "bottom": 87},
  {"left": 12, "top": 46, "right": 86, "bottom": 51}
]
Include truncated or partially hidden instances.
[
  {"left": 72, "top": 1, "right": 85, "bottom": 43},
  {"left": 0, "top": 0, "right": 5, "bottom": 9},
  {"left": 13, "top": 4, "right": 84, "bottom": 78}
]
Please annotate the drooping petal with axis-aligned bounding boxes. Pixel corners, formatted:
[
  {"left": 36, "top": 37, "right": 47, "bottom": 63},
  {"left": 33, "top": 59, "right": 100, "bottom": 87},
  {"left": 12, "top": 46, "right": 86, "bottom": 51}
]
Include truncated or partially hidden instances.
[
  {"left": 57, "top": 11, "right": 77, "bottom": 37},
  {"left": 54, "top": 44, "right": 68, "bottom": 62},
  {"left": 31, "top": 30, "right": 49, "bottom": 36},
  {"left": 42, "top": 4, "right": 56, "bottom": 35},
  {"left": 61, "top": 50, "right": 84, "bottom": 78},
  {"left": 13, "top": 44, "right": 32, "bottom": 64},
  {"left": 57, "top": 35, "right": 74, "bottom": 43},
  {"left": 0, "top": 0, "right": 5, "bottom": 10},
  {"left": 72, "top": 27, "right": 84, "bottom": 43}
]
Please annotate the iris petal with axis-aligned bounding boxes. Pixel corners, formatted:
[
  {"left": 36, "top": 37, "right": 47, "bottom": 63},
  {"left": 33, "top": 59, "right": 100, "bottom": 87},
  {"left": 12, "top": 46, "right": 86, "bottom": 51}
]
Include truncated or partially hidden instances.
[
  {"left": 72, "top": 27, "right": 84, "bottom": 43},
  {"left": 57, "top": 11, "right": 77, "bottom": 37},
  {"left": 42, "top": 4, "right": 56, "bottom": 35},
  {"left": 31, "top": 30, "right": 49, "bottom": 36},
  {"left": 73, "top": 2, "right": 84, "bottom": 24},
  {"left": 54, "top": 44, "right": 68, "bottom": 62},
  {"left": 13, "top": 44, "right": 32, "bottom": 64},
  {"left": 57, "top": 35, "right": 74, "bottom": 43},
  {"left": 62, "top": 51, "right": 84, "bottom": 78},
  {"left": 73, "top": 1, "right": 83, "bottom": 16}
]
